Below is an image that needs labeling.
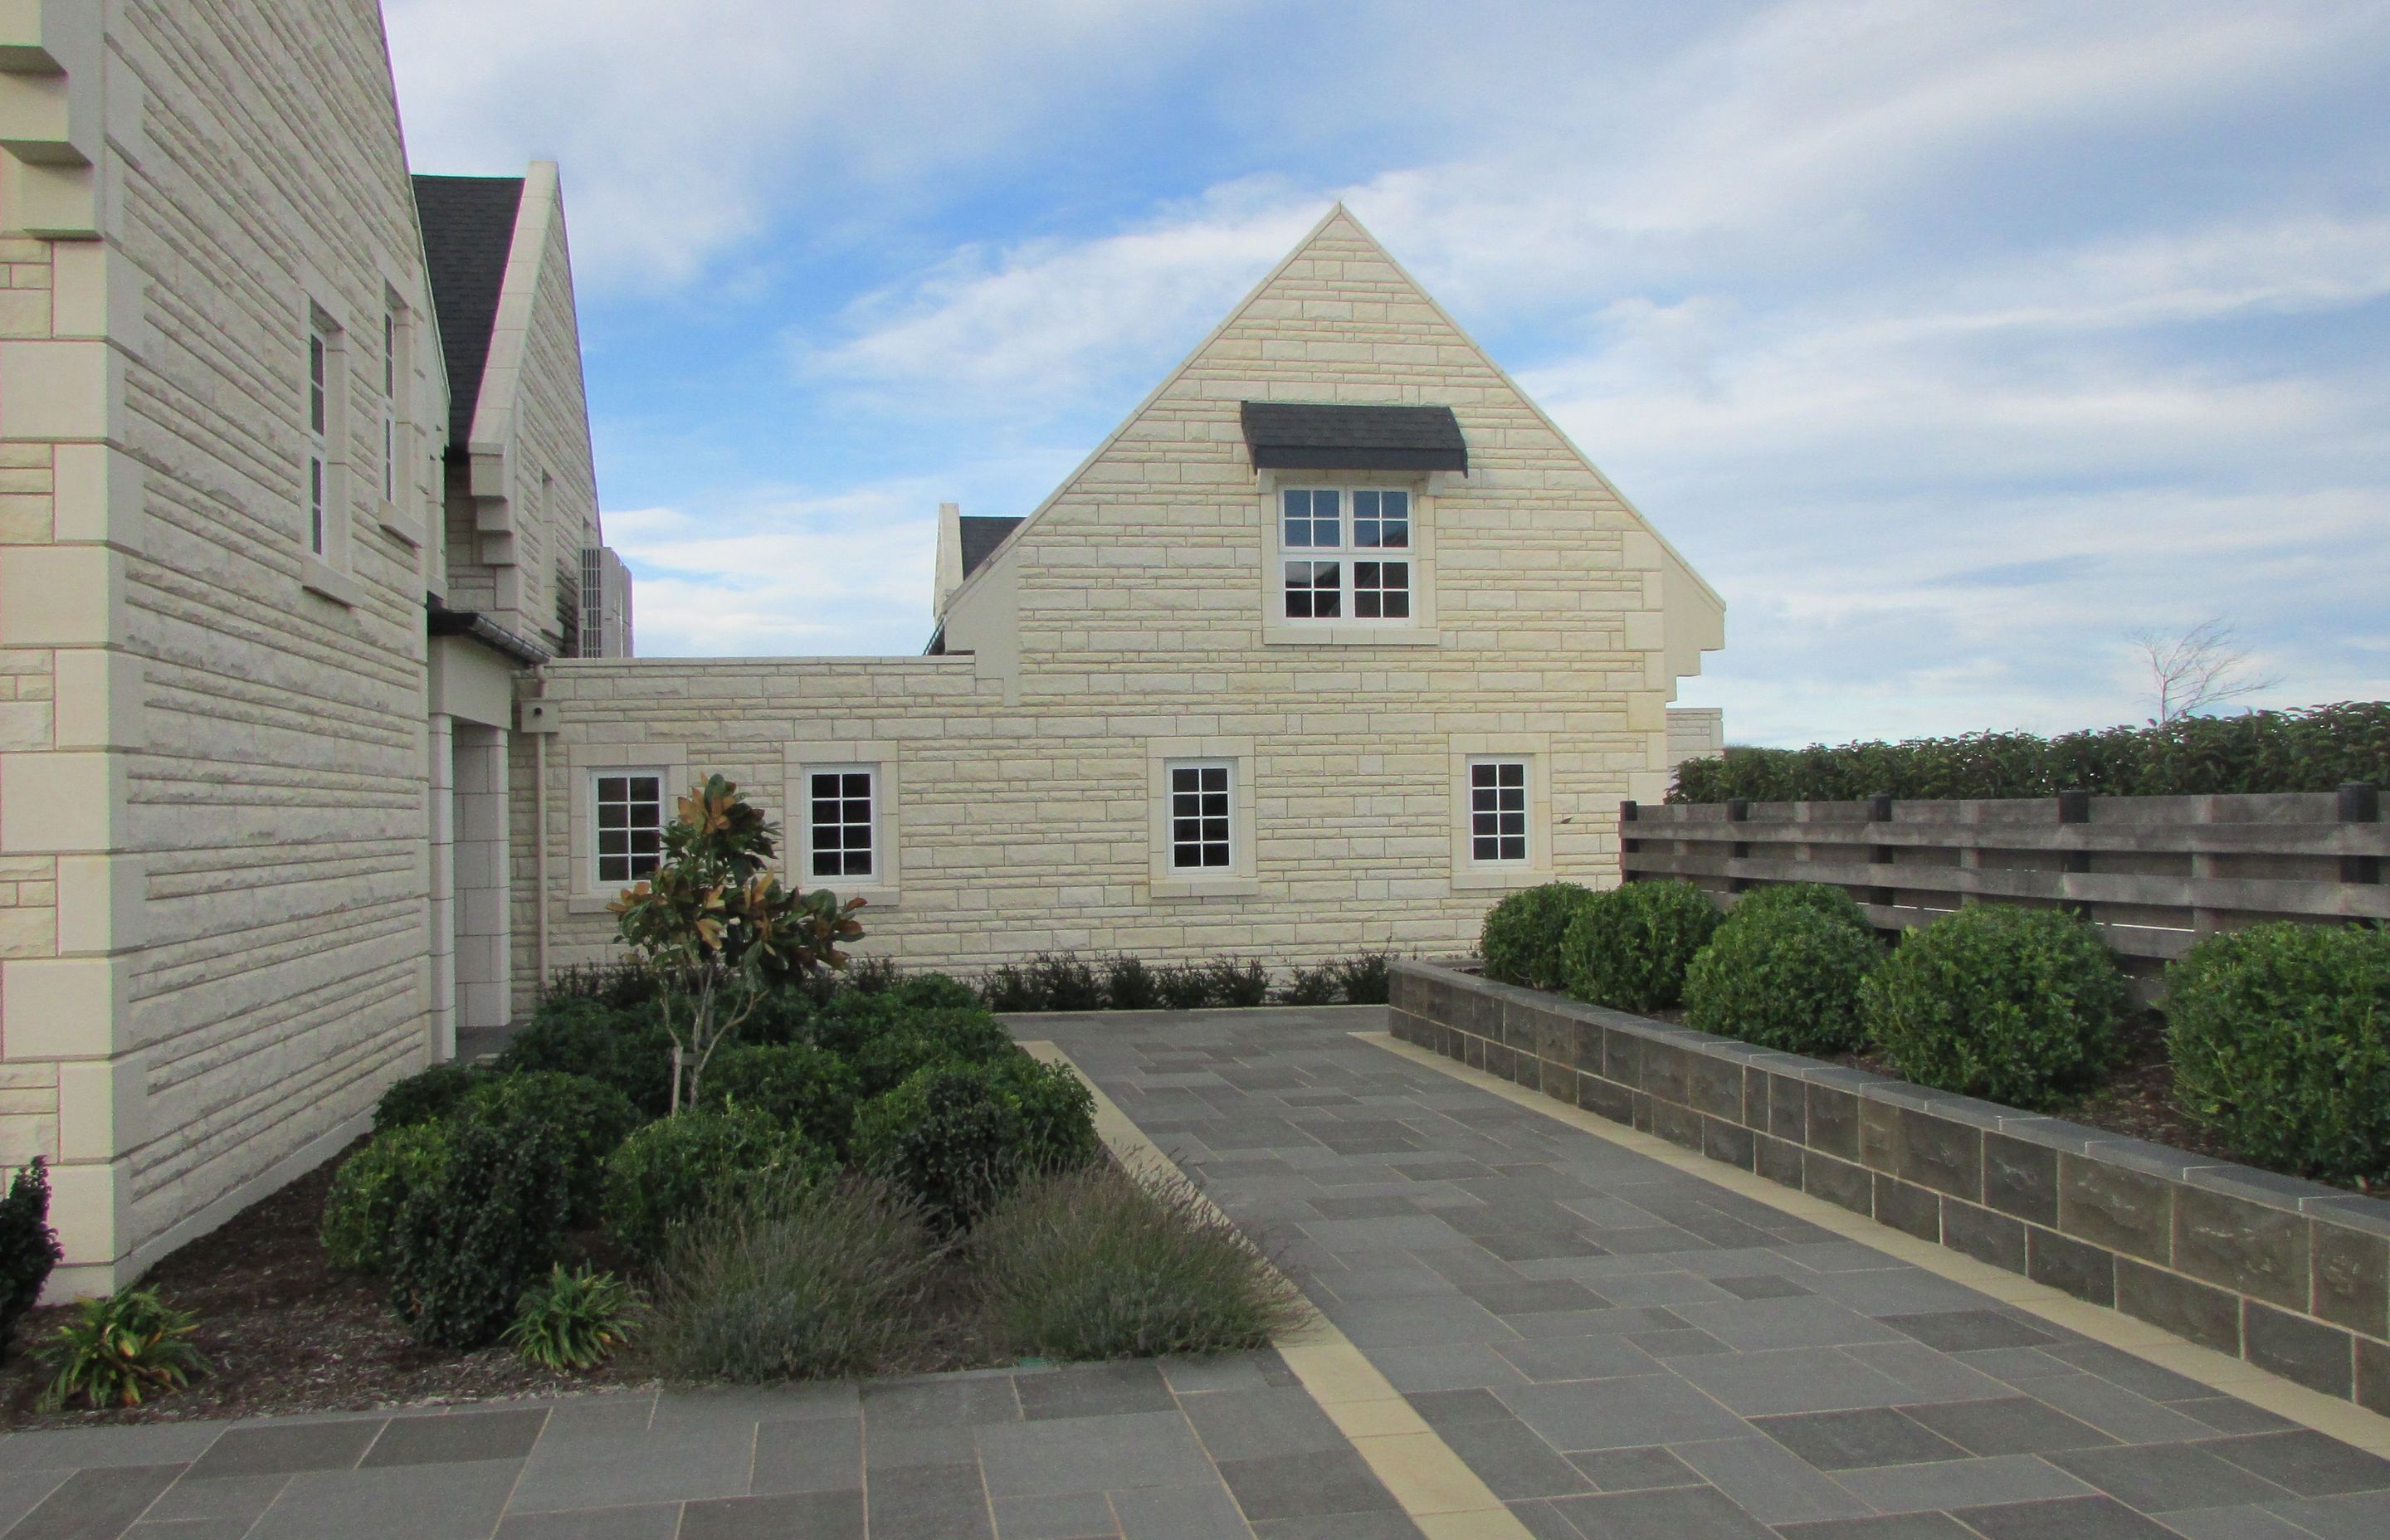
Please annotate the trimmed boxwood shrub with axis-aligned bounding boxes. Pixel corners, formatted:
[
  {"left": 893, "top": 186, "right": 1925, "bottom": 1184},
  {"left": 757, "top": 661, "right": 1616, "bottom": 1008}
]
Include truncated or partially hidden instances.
[
  {"left": 1861, "top": 904, "right": 2128, "bottom": 1109},
  {"left": 389, "top": 1111, "right": 575, "bottom": 1349},
  {"left": 852, "top": 1056, "right": 1100, "bottom": 1228},
  {"left": 848, "top": 1007, "right": 1017, "bottom": 1098},
  {"left": 463, "top": 1072, "right": 641, "bottom": 1224},
  {"left": 1481, "top": 883, "right": 1598, "bottom": 991},
  {"left": 2163, "top": 923, "right": 2390, "bottom": 1185},
  {"left": 1558, "top": 880, "right": 1723, "bottom": 1013},
  {"left": 321, "top": 1121, "right": 453, "bottom": 1275},
  {"left": 704, "top": 1043, "right": 861, "bottom": 1156},
  {"left": 499, "top": 996, "right": 676, "bottom": 1116},
  {"left": 890, "top": 972, "right": 983, "bottom": 1013},
  {"left": 0, "top": 1158, "right": 62, "bottom": 1362},
  {"left": 602, "top": 1105, "right": 832, "bottom": 1266},
  {"left": 373, "top": 1062, "right": 482, "bottom": 1133},
  {"left": 1726, "top": 881, "right": 1873, "bottom": 935},
  {"left": 1685, "top": 904, "right": 1880, "bottom": 1055}
]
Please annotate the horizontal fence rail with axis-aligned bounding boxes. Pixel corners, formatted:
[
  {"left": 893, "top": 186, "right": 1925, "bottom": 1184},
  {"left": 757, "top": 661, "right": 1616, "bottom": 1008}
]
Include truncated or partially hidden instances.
[{"left": 1621, "top": 785, "right": 2386, "bottom": 990}]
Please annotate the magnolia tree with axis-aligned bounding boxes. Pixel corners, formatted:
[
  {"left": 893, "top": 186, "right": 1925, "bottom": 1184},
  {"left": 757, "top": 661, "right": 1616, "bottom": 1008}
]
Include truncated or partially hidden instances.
[{"left": 609, "top": 776, "right": 866, "bottom": 1111}]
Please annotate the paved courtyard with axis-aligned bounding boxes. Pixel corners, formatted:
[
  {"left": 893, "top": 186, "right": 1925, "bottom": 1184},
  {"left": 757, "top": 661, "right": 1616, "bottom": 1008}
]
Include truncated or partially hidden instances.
[{"left": 5, "top": 1006, "right": 2388, "bottom": 1538}]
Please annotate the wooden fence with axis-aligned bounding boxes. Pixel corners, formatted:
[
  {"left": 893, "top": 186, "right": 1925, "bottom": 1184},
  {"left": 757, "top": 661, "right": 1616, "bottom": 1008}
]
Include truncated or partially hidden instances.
[{"left": 1619, "top": 786, "right": 2386, "bottom": 994}]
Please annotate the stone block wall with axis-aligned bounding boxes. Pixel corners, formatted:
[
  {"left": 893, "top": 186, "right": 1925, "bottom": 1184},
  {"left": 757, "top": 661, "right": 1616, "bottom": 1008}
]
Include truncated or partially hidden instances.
[{"left": 1390, "top": 958, "right": 2390, "bottom": 1413}]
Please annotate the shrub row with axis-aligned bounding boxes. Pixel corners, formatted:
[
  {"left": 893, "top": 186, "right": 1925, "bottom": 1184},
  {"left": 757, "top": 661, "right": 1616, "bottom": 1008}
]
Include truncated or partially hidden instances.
[
  {"left": 320, "top": 968, "right": 1104, "bottom": 1350},
  {"left": 1485, "top": 880, "right": 2390, "bottom": 1185},
  {"left": 978, "top": 952, "right": 1392, "bottom": 1012},
  {"left": 1671, "top": 701, "right": 2389, "bottom": 803}
]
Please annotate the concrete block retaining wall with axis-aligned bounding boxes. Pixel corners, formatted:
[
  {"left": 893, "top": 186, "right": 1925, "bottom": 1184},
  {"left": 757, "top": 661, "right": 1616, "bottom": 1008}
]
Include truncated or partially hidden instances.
[{"left": 1388, "top": 958, "right": 2390, "bottom": 1414}]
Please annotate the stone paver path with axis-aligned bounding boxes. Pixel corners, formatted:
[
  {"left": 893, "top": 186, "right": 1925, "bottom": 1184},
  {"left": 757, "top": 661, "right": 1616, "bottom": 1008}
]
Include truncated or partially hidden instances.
[
  {"left": 11, "top": 1005, "right": 2390, "bottom": 1539},
  {"left": 1023, "top": 1006, "right": 2390, "bottom": 1540}
]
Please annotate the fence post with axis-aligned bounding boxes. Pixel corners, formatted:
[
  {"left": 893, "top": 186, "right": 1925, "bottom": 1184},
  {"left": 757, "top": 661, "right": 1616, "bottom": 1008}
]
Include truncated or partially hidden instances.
[
  {"left": 1726, "top": 798, "right": 1750, "bottom": 894},
  {"left": 2341, "top": 782, "right": 2381, "bottom": 886},
  {"left": 2057, "top": 788, "right": 2092, "bottom": 921},
  {"left": 1618, "top": 799, "right": 1640, "bottom": 882},
  {"left": 1866, "top": 793, "right": 1895, "bottom": 912}
]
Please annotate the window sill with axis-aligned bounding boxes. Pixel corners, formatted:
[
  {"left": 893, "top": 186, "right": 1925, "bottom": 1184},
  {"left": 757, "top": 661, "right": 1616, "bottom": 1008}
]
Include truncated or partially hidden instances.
[
  {"left": 377, "top": 500, "right": 424, "bottom": 548},
  {"left": 568, "top": 893, "right": 624, "bottom": 916},
  {"left": 1451, "top": 866, "right": 1552, "bottom": 892},
  {"left": 300, "top": 556, "right": 361, "bottom": 607},
  {"left": 1150, "top": 875, "right": 1260, "bottom": 901},
  {"left": 1262, "top": 625, "right": 1441, "bottom": 646},
  {"left": 805, "top": 883, "right": 898, "bottom": 912}
]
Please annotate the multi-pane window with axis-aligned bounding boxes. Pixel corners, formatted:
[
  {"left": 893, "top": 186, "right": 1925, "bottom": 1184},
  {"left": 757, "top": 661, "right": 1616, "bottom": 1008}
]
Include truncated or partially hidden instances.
[
  {"left": 808, "top": 770, "right": 876, "bottom": 879},
  {"left": 1169, "top": 763, "right": 1232, "bottom": 870},
  {"left": 593, "top": 772, "right": 664, "bottom": 885},
  {"left": 1469, "top": 759, "right": 1528, "bottom": 863},
  {"left": 1280, "top": 488, "right": 1411, "bottom": 621},
  {"left": 307, "top": 325, "right": 329, "bottom": 555}
]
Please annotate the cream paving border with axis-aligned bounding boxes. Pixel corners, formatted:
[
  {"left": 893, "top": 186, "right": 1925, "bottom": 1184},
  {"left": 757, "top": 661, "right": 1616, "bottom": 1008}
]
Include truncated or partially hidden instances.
[
  {"left": 1358, "top": 1029, "right": 2390, "bottom": 1460},
  {"left": 1021, "top": 1040, "right": 1534, "bottom": 1540}
]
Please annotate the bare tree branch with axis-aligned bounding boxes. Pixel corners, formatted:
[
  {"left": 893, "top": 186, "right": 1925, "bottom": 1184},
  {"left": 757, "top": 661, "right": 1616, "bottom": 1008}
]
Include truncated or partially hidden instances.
[{"left": 2125, "top": 617, "right": 2284, "bottom": 723}]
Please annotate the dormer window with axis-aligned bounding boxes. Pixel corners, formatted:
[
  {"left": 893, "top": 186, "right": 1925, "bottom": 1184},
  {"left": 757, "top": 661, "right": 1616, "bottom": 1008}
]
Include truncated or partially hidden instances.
[{"left": 1280, "top": 487, "right": 1411, "bottom": 622}]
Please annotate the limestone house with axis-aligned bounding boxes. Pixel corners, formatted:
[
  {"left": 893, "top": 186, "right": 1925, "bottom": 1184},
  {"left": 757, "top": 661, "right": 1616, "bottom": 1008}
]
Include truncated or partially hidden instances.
[
  {"left": 0, "top": 1, "right": 624, "bottom": 1294},
  {"left": 513, "top": 207, "right": 1726, "bottom": 1006}
]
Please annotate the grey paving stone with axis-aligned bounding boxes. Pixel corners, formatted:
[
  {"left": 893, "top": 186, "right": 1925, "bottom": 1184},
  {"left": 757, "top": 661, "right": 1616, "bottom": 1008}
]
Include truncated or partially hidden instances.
[
  {"left": 1832, "top": 1454, "right": 2095, "bottom": 1514},
  {"left": 537, "top": 1396, "right": 656, "bottom": 1440},
  {"left": 2045, "top": 1442, "right": 2298, "bottom": 1514},
  {"left": 1492, "top": 1333, "right": 1659, "bottom": 1383},
  {"left": 0, "top": 1425, "right": 222, "bottom": 1474},
  {"left": 2194, "top": 1430, "right": 2390, "bottom": 1498},
  {"left": 1626, "top": 1328, "right": 1734, "bottom": 1359},
  {"left": 1178, "top": 1387, "right": 1348, "bottom": 1461},
  {"left": 1403, "top": 1389, "right": 1513, "bottom": 1429},
  {"left": 1668, "top": 1346, "right": 1922, "bottom": 1416},
  {"left": 1773, "top": 1516, "right": 1976, "bottom": 1539},
  {"left": 1249, "top": 1514, "right": 1425, "bottom": 1538},
  {"left": 654, "top": 1383, "right": 858, "bottom": 1430},
  {"left": 248, "top": 1460, "right": 519, "bottom": 1540},
  {"left": 1667, "top": 1434, "right": 1876, "bottom": 1524},
  {"left": 752, "top": 1416, "right": 861, "bottom": 1493},
  {"left": 121, "top": 1519, "right": 258, "bottom": 1540},
  {"left": 144, "top": 1471, "right": 287, "bottom": 1524},
  {"left": 2158, "top": 1505, "right": 2324, "bottom": 1539},
  {"left": 867, "top": 1424, "right": 978, "bottom": 1469},
  {"left": 2170, "top": 1396, "right": 2300, "bottom": 1436},
  {"left": 360, "top": 1406, "right": 547, "bottom": 1467},
  {"left": 2265, "top": 1489, "right": 2390, "bottom": 1539},
  {"left": 1363, "top": 1341, "right": 1529, "bottom": 1392},
  {"left": 2017, "top": 1372, "right": 2221, "bottom": 1445},
  {"left": 1949, "top": 1494, "right": 2180, "bottom": 1538},
  {"left": 495, "top": 1505, "right": 684, "bottom": 1540},
  {"left": 1017, "top": 1363, "right": 1178, "bottom": 1421},
  {"left": 1750, "top": 1406, "right": 1968, "bottom": 1470},
  {"left": 859, "top": 1460, "right": 994, "bottom": 1539},
  {"left": 1566, "top": 1445, "right": 1703, "bottom": 1493},
  {"left": 0, "top": 1469, "right": 72, "bottom": 1532},
  {"left": 1669, "top": 1295, "right": 1905, "bottom": 1351},
  {"left": 992, "top": 1491, "right": 1119, "bottom": 1539},
  {"left": 1544, "top": 1482, "right": 1775, "bottom": 1539},
  {"left": 509, "top": 1424, "right": 756, "bottom": 1513},
  {"left": 1431, "top": 1418, "right": 1590, "bottom": 1500},
  {"left": 861, "top": 1375, "right": 1023, "bottom": 1431},
  {"left": 1500, "top": 1374, "right": 1749, "bottom": 1451},
  {"left": 684, "top": 1488, "right": 866, "bottom": 1539},
  {"left": 1893, "top": 1396, "right": 2115, "bottom": 1457},
  {"left": 979, "top": 1412, "right": 1216, "bottom": 1498},
  {"left": 1710, "top": 1274, "right": 1811, "bottom": 1300},
  {"left": 1107, "top": 1479, "right": 1251, "bottom": 1540},
  {"left": 1876, "top": 1310, "right": 2056, "bottom": 1353},
  {"left": 1214, "top": 1448, "right": 1398, "bottom": 1522},
  {"left": 1505, "top": 1498, "right": 1583, "bottom": 1540},
  {"left": 4, "top": 1464, "right": 183, "bottom": 1540},
  {"left": 181, "top": 1421, "right": 381, "bottom": 1483},
  {"left": 1837, "top": 1341, "right": 2018, "bottom": 1404}
]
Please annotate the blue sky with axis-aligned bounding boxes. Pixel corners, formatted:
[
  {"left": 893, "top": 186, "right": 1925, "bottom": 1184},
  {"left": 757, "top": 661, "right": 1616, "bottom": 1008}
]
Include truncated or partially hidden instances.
[{"left": 385, "top": 0, "right": 2390, "bottom": 747}]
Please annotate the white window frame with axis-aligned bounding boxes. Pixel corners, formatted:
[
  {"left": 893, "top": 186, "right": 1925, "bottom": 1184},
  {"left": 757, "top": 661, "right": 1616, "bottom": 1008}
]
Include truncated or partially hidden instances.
[
  {"left": 373, "top": 285, "right": 424, "bottom": 548},
  {"left": 1449, "top": 735, "right": 1554, "bottom": 890},
  {"left": 297, "top": 289, "right": 359, "bottom": 602},
  {"left": 567, "top": 743, "right": 689, "bottom": 912},
  {"left": 801, "top": 763, "right": 880, "bottom": 884},
  {"left": 589, "top": 768, "right": 668, "bottom": 889},
  {"left": 1257, "top": 470, "right": 1441, "bottom": 646},
  {"left": 786, "top": 741, "right": 901, "bottom": 907},
  {"left": 1147, "top": 736, "right": 1257, "bottom": 899}
]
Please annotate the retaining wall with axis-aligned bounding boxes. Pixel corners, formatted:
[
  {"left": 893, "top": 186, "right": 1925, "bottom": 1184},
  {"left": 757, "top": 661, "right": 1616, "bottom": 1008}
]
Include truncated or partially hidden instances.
[{"left": 1388, "top": 958, "right": 2390, "bottom": 1413}]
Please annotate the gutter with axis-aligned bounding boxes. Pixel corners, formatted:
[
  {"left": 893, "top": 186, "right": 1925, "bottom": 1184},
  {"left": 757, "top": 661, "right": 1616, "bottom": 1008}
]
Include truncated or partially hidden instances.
[{"left": 424, "top": 594, "right": 553, "bottom": 667}]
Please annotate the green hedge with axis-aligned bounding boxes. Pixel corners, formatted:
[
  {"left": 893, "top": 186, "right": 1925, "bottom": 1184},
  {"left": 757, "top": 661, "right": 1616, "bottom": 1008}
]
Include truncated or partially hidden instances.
[
  {"left": 1861, "top": 905, "right": 2128, "bottom": 1109},
  {"left": 1671, "top": 702, "right": 2389, "bottom": 803},
  {"left": 1684, "top": 904, "right": 1880, "bottom": 1055},
  {"left": 1480, "top": 883, "right": 1598, "bottom": 992},
  {"left": 1558, "top": 880, "right": 1722, "bottom": 1013},
  {"left": 2164, "top": 923, "right": 2390, "bottom": 1186}
]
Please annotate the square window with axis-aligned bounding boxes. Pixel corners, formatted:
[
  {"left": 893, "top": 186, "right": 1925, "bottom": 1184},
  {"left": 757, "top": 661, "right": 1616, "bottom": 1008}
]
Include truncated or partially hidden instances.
[
  {"left": 1281, "top": 488, "right": 1341, "bottom": 549},
  {"left": 1354, "top": 560, "right": 1409, "bottom": 620},
  {"left": 594, "top": 772, "right": 666, "bottom": 885},
  {"left": 808, "top": 768, "right": 875, "bottom": 881},
  {"left": 1354, "top": 489, "right": 1409, "bottom": 549},
  {"left": 1284, "top": 560, "right": 1342, "bottom": 619}
]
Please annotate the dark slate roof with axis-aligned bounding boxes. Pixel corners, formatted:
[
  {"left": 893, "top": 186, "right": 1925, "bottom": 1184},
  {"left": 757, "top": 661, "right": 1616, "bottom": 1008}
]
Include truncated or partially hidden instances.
[
  {"left": 1240, "top": 401, "right": 1467, "bottom": 472},
  {"left": 413, "top": 174, "right": 524, "bottom": 448},
  {"left": 959, "top": 515, "right": 1023, "bottom": 578}
]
